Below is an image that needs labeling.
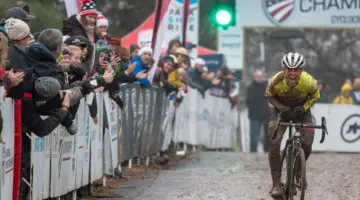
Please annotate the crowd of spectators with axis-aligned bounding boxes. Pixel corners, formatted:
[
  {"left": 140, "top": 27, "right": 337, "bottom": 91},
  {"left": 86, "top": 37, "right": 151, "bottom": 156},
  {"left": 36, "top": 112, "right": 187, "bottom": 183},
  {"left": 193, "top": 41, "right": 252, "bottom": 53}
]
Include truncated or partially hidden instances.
[{"left": 0, "top": 0, "right": 236, "bottom": 198}]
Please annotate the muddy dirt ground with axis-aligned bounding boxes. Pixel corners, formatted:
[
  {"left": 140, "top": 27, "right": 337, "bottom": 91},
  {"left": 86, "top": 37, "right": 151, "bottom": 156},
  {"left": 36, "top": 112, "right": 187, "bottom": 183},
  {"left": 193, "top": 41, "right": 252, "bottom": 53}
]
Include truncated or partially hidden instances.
[{"left": 94, "top": 152, "right": 360, "bottom": 200}]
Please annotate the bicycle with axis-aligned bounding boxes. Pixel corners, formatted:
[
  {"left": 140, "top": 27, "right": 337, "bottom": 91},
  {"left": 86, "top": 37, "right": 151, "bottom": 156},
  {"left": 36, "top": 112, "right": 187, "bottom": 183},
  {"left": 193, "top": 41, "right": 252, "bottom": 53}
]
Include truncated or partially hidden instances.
[{"left": 272, "top": 111, "right": 328, "bottom": 200}]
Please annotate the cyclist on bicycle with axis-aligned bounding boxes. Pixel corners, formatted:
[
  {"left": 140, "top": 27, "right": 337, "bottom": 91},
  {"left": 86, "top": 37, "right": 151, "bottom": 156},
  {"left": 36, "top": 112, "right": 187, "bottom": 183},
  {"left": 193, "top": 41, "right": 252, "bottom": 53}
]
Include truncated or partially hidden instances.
[{"left": 265, "top": 52, "right": 320, "bottom": 198}]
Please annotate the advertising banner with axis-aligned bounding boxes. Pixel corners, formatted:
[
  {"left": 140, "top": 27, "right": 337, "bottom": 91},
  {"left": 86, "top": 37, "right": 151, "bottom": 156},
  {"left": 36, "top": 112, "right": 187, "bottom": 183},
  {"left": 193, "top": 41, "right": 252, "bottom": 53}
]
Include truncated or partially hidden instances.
[
  {"left": 103, "top": 92, "right": 119, "bottom": 176},
  {"left": 282, "top": 104, "right": 360, "bottom": 152},
  {"left": 241, "top": 104, "right": 360, "bottom": 152},
  {"left": 173, "top": 88, "right": 235, "bottom": 148},
  {"left": 89, "top": 95, "right": 102, "bottom": 182},
  {"left": 0, "top": 92, "right": 14, "bottom": 200},
  {"left": 31, "top": 132, "right": 51, "bottom": 200},
  {"left": 74, "top": 100, "right": 86, "bottom": 188}
]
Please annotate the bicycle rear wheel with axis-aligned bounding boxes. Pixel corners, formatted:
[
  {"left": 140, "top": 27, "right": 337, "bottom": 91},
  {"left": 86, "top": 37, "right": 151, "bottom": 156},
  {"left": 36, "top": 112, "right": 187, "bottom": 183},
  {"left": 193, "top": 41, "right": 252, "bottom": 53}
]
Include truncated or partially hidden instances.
[{"left": 290, "top": 148, "right": 306, "bottom": 200}]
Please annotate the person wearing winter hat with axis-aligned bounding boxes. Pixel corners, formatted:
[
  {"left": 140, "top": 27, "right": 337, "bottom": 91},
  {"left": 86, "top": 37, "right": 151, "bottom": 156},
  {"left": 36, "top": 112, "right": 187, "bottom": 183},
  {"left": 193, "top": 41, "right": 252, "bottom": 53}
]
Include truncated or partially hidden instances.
[
  {"left": 4, "top": 7, "right": 35, "bottom": 24},
  {"left": 5, "top": 18, "right": 30, "bottom": 44},
  {"left": 194, "top": 58, "right": 205, "bottom": 72},
  {"left": 6, "top": 18, "right": 32, "bottom": 74},
  {"left": 95, "top": 14, "right": 110, "bottom": 45},
  {"left": 63, "top": 0, "right": 98, "bottom": 75},
  {"left": 109, "top": 37, "right": 121, "bottom": 47},
  {"left": 131, "top": 46, "right": 152, "bottom": 88},
  {"left": 4, "top": 6, "right": 36, "bottom": 45},
  {"left": 63, "top": 0, "right": 98, "bottom": 42}
]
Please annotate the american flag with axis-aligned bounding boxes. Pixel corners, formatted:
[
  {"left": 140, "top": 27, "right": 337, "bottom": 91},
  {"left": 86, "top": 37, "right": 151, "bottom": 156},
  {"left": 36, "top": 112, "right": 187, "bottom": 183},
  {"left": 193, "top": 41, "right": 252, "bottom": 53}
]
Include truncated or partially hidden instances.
[{"left": 264, "top": 0, "right": 295, "bottom": 23}]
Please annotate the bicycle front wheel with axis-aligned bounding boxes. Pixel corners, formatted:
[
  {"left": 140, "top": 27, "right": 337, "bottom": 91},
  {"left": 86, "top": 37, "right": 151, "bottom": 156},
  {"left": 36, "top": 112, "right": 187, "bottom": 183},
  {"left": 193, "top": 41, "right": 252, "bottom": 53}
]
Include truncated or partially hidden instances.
[{"left": 290, "top": 148, "right": 306, "bottom": 200}]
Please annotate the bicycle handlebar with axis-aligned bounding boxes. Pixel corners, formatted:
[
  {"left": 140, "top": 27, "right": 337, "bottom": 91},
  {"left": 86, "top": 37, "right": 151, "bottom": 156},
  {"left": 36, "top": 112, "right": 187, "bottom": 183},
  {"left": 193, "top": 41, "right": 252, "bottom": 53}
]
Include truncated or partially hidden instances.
[{"left": 272, "top": 111, "right": 328, "bottom": 143}]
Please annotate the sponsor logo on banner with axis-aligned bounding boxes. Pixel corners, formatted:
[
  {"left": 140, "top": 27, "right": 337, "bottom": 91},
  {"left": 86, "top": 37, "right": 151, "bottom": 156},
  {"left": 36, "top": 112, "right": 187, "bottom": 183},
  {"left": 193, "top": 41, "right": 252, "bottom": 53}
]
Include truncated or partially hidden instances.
[
  {"left": 341, "top": 114, "right": 360, "bottom": 143},
  {"left": 166, "top": 0, "right": 198, "bottom": 45},
  {"left": 138, "top": 29, "right": 152, "bottom": 47},
  {"left": 262, "top": 0, "right": 295, "bottom": 25}
]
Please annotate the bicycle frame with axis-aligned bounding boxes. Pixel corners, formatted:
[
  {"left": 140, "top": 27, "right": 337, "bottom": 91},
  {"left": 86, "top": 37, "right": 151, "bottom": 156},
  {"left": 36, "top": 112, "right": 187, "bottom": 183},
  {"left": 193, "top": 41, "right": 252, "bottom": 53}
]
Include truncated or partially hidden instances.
[
  {"left": 281, "top": 122, "right": 301, "bottom": 165},
  {"left": 272, "top": 111, "right": 328, "bottom": 199}
]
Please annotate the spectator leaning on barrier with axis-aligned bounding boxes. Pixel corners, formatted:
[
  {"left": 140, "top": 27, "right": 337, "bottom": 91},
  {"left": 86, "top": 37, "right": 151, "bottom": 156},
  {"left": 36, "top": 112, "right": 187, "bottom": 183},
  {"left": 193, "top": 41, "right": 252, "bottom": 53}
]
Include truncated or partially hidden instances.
[
  {"left": 333, "top": 82, "right": 353, "bottom": 104},
  {"left": 129, "top": 43, "right": 140, "bottom": 60},
  {"left": 67, "top": 45, "right": 83, "bottom": 67},
  {"left": 153, "top": 55, "right": 178, "bottom": 94},
  {"left": 95, "top": 14, "right": 110, "bottom": 45},
  {"left": 166, "top": 39, "right": 181, "bottom": 56},
  {"left": 0, "top": 23, "right": 25, "bottom": 141},
  {"left": 58, "top": 46, "right": 71, "bottom": 64},
  {"left": 352, "top": 78, "right": 360, "bottom": 105},
  {"left": 63, "top": 0, "right": 97, "bottom": 74},
  {"left": 192, "top": 57, "right": 205, "bottom": 81},
  {"left": 174, "top": 47, "right": 205, "bottom": 96},
  {"left": 168, "top": 60, "right": 186, "bottom": 90},
  {"left": 64, "top": 35, "right": 93, "bottom": 78},
  {"left": 94, "top": 43, "right": 123, "bottom": 107},
  {"left": 26, "top": 28, "right": 82, "bottom": 134},
  {"left": 131, "top": 46, "right": 152, "bottom": 88},
  {"left": 246, "top": 70, "right": 269, "bottom": 152},
  {"left": 20, "top": 77, "right": 72, "bottom": 199}
]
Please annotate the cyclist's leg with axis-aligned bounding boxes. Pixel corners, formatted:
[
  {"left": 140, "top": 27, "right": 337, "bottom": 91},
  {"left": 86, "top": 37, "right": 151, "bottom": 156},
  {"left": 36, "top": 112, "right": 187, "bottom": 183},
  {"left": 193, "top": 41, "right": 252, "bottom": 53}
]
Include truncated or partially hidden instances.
[
  {"left": 300, "top": 110, "right": 315, "bottom": 160},
  {"left": 296, "top": 110, "right": 314, "bottom": 189},
  {"left": 267, "top": 109, "right": 287, "bottom": 196}
]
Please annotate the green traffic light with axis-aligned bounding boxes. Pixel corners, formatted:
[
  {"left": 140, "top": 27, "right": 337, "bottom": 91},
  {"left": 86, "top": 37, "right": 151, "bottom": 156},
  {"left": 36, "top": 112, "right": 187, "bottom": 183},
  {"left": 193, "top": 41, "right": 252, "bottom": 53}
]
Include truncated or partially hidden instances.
[{"left": 215, "top": 9, "right": 232, "bottom": 26}]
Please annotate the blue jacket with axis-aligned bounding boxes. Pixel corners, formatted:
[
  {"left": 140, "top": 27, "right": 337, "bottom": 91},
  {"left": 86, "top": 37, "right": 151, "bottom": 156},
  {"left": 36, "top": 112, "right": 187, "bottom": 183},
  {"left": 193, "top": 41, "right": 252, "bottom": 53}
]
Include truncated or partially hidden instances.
[{"left": 131, "top": 55, "right": 151, "bottom": 88}]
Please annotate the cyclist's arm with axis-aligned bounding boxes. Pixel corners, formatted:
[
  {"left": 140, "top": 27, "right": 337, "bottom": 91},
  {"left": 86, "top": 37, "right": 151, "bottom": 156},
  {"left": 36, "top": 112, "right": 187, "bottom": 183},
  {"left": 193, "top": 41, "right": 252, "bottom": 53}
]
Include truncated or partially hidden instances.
[
  {"left": 265, "top": 71, "right": 286, "bottom": 109},
  {"left": 267, "top": 96, "right": 286, "bottom": 109},
  {"left": 303, "top": 79, "right": 320, "bottom": 110},
  {"left": 265, "top": 86, "right": 286, "bottom": 109}
]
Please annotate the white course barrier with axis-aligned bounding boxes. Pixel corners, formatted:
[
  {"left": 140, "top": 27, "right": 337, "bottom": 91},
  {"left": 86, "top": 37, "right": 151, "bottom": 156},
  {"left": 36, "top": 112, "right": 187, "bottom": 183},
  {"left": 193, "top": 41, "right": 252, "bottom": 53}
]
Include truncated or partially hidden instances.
[
  {"left": 240, "top": 104, "right": 360, "bottom": 152},
  {"left": 0, "top": 83, "right": 236, "bottom": 200},
  {"left": 0, "top": 86, "right": 15, "bottom": 200},
  {"left": 173, "top": 88, "right": 236, "bottom": 149}
]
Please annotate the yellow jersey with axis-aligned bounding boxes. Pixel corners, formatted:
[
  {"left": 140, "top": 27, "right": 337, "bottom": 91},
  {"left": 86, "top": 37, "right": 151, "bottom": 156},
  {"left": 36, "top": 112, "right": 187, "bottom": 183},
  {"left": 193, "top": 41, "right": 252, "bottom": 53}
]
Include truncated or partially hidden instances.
[{"left": 265, "top": 71, "right": 320, "bottom": 110}]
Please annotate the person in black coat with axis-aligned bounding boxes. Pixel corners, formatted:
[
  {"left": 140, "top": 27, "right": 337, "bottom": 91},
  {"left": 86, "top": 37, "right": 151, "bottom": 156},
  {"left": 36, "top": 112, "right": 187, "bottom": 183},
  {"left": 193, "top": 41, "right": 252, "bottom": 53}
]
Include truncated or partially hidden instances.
[{"left": 246, "top": 70, "right": 269, "bottom": 152}]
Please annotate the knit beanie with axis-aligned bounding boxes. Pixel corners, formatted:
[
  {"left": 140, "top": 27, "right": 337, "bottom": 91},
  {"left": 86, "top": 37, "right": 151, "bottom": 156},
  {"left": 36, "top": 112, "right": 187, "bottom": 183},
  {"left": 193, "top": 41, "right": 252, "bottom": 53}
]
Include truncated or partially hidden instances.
[
  {"left": 96, "top": 14, "right": 108, "bottom": 28},
  {"left": 80, "top": 0, "right": 97, "bottom": 16},
  {"left": 138, "top": 46, "right": 153, "bottom": 55},
  {"left": 5, "top": 18, "right": 30, "bottom": 41}
]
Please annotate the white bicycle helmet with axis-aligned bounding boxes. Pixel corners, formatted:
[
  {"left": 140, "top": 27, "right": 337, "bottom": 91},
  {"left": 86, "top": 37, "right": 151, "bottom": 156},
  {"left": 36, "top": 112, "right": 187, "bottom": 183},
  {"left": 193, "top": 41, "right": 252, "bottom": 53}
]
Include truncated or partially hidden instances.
[{"left": 281, "top": 52, "right": 306, "bottom": 69}]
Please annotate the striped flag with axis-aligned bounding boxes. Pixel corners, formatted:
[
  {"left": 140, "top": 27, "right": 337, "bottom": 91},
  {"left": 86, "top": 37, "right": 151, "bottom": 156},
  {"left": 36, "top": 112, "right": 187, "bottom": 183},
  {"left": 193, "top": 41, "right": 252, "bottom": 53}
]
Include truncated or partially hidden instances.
[{"left": 148, "top": 0, "right": 172, "bottom": 83}]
